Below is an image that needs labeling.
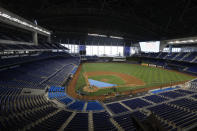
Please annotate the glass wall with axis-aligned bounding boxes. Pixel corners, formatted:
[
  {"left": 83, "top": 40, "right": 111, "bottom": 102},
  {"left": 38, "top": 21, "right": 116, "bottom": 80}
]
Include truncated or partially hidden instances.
[
  {"left": 61, "top": 44, "right": 79, "bottom": 53},
  {"left": 130, "top": 47, "right": 140, "bottom": 54},
  {"left": 163, "top": 48, "right": 179, "bottom": 52},
  {"left": 61, "top": 44, "right": 124, "bottom": 56},
  {"left": 86, "top": 45, "right": 123, "bottom": 56}
]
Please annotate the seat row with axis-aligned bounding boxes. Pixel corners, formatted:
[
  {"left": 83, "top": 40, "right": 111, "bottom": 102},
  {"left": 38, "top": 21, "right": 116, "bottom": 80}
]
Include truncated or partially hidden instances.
[
  {"left": 138, "top": 52, "right": 197, "bottom": 63},
  {"left": 0, "top": 56, "right": 79, "bottom": 89}
]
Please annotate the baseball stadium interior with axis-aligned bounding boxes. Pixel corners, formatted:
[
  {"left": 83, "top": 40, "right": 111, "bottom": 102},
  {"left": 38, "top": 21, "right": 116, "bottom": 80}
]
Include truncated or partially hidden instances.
[{"left": 0, "top": 0, "right": 197, "bottom": 131}]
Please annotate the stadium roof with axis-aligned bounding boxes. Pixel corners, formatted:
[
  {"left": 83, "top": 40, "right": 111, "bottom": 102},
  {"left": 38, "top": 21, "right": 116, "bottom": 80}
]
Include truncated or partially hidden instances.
[{"left": 1, "top": 0, "right": 197, "bottom": 42}]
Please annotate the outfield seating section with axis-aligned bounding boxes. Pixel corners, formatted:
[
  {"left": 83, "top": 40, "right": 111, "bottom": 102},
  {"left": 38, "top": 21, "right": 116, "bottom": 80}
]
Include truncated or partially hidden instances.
[
  {"left": 135, "top": 52, "right": 197, "bottom": 74},
  {"left": 138, "top": 52, "right": 197, "bottom": 63},
  {"left": 187, "top": 65, "right": 197, "bottom": 73}
]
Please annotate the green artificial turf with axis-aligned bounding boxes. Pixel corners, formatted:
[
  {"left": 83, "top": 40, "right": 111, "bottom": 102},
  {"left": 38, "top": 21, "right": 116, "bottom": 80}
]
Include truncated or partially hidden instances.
[{"left": 75, "top": 63, "right": 195, "bottom": 96}]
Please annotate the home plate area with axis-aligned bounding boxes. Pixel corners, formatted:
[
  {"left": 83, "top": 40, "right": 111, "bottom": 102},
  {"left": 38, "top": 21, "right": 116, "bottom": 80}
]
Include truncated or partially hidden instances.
[{"left": 88, "top": 79, "right": 117, "bottom": 88}]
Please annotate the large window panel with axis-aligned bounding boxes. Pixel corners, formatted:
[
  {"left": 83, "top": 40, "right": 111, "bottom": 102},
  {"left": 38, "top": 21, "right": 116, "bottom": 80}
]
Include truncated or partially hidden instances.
[
  {"left": 86, "top": 46, "right": 91, "bottom": 55},
  {"left": 99, "top": 46, "right": 104, "bottom": 56},
  {"left": 117, "top": 46, "right": 123, "bottom": 56},
  {"left": 92, "top": 46, "right": 98, "bottom": 56}
]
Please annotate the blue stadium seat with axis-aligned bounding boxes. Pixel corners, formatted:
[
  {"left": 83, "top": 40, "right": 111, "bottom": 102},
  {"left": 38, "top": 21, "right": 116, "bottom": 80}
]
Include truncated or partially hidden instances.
[
  {"left": 86, "top": 101, "right": 104, "bottom": 111},
  {"left": 122, "top": 98, "right": 152, "bottom": 110},
  {"left": 107, "top": 103, "right": 129, "bottom": 114},
  {"left": 67, "top": 100, "right": 85, "bottom": 111}
]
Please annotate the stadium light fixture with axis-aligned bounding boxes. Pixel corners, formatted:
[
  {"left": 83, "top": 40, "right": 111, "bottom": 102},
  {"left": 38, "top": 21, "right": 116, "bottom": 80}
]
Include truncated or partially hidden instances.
[
  {"left": 181, "top": 40, "right": 187, "bottom": 43},
  {"left": 187, "top": 40, "right": 194, "bottom": 43},
  {"left": 168, "top": 39, "right": 197, "bottom": 44},
  {"left": 0, "top": 11, "right": 51, "bottom": 35},
  {"left": 88, "top": 33, "right": 107, "bottom": 37},
  {"left": 110, "top": 36, "right": 124, "bottom": 39},
  {"left": 175, "top": 41, "right": 180, "bottom": 43}
]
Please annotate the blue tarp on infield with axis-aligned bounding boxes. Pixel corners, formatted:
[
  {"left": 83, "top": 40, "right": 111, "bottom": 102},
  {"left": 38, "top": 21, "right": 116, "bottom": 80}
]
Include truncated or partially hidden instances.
[{"left": 88, "top": 79, "right": 117, "bottom": 88}]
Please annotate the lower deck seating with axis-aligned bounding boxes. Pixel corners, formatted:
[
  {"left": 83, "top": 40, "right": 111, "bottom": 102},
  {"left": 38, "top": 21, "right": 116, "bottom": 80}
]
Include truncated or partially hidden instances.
[
  {"left": 122, "top": 98, "right": 152, "bottom": 110},
  {"left": 158, "top": 91, "right": 184, "bottom": 99},
  {"left": 59, "top": 97, "right": 74, "bottom": 105},
  {"left": 114, "top": 114, "right": 136, "bottom": 131},
  {"left": 48, "top": 86, "right": 65, "bottom": 92},
  {"left": 67, "top": 101, "right": 85, "bottom": 111},
  {"left": 106, "top": 103, "right": 129, "bottom": 114},
  {"left": 64, "top": 113, "right": 88, "bottom": 131},
  {"left": 0, "top": 85, "right": 197, "bottom": 130},
  {"left": 48, "top": 92, "right": 67, "bottom": 99},
  {"left": 148, "top": 104, "right": 197, "bottom": 129},
  {"left": 192, "top": 94, "right": 197, "bottom": 99},
  {"left": 48, "top": 87, "right": 104, "bottom": 111},
  {"left": 0, "top": 90, "right": 56, "bottom": 130},
  {"left": 143, "top": 95, "right": 168, "bottom": 103},
  {"left": 113, "top": 111, "right": 146, "bottom": 131},
  {"left": 0, "top": 87, "right": 22, "bottom": 95},
  {"left": 174, "top": 89, "right": 196, "bottom": 94},
  {"left": 86, "top": 101, "right": 104, "bottom": 111},
  {"left": 93, "top": 112, "right": 117, "bottom": 131},
  {"left": 170, "top": 98, "right": 197, "bottom": 112},
  {"left": 30, "top": 110, "right": 72, "bottom": 131},
  {"left": 1, "top": 106, "right": 58, "bottom": 131},
  {"left": 0, "top": 94, "right": 52, "bottom": 117}
]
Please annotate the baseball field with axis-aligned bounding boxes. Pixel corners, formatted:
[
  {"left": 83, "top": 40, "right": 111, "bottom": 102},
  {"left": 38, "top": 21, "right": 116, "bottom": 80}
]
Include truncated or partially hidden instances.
[{"left": 72, "top": 63, "right": 196, "bottom": 96}]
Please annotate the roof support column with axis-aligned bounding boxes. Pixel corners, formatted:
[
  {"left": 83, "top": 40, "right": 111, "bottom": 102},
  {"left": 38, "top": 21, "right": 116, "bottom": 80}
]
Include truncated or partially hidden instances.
[
  {"left": 169, "top": 44, "right": 172, "bottom": 53},
  {"left": 47, "top": 35, "right": 51, "bottom": 43},
  {"left": 33, "top": 31, "right": 38, "bottom": 45},
  {"left": 159, "top": 41, "right": 168, "bottom": 52}
]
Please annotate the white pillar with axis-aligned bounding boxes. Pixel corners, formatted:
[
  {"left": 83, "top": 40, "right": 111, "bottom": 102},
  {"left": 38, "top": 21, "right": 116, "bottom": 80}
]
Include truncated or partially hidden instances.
[
  {"left": 47, "top": 35, "right": 51, "bottom": 43},
  {"left": 160, "top": 41, "right": 168, "bottom": 52},
  {"left": 32, "top": 32, "right": 38, "bottom": 45}
]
